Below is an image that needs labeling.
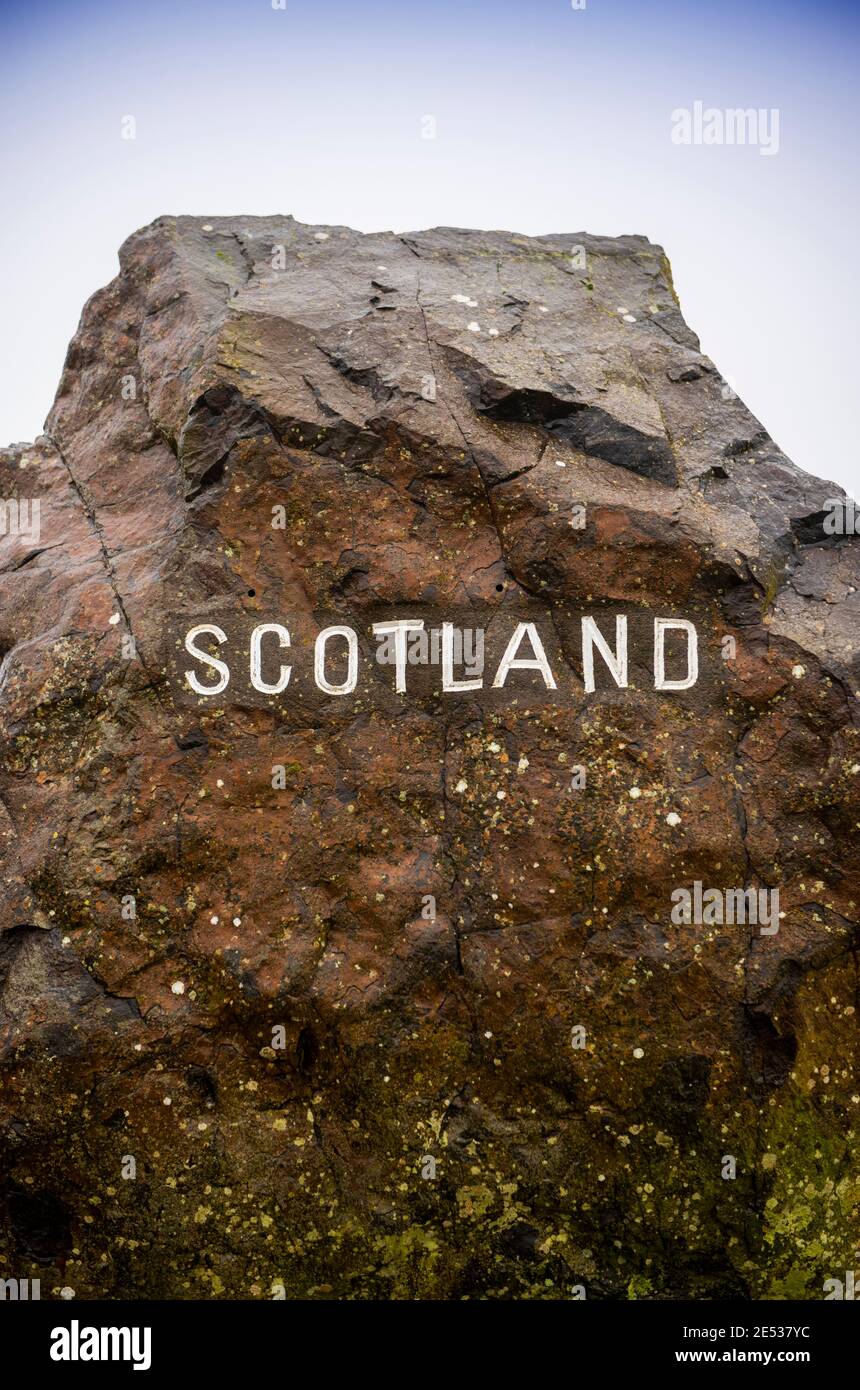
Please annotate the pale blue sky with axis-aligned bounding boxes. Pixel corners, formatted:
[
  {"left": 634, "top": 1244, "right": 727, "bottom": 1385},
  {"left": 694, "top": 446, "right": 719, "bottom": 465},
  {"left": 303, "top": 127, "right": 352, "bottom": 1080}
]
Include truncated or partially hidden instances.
[{"left": 1, "top": 0, "right": 858, "bottom": 495}]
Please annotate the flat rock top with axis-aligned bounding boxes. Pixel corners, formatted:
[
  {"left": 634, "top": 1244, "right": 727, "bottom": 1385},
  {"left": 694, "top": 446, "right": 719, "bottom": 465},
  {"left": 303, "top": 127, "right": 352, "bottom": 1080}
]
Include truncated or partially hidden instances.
[{"left": 0, "top": 217, "right": 857, "bottom": 1300}]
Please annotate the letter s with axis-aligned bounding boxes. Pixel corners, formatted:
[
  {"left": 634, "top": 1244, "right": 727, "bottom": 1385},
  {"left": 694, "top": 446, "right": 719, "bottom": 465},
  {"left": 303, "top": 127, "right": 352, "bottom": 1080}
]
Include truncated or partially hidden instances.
[{"left": 184, "top": 625, "right": 229, "bottom": 695}]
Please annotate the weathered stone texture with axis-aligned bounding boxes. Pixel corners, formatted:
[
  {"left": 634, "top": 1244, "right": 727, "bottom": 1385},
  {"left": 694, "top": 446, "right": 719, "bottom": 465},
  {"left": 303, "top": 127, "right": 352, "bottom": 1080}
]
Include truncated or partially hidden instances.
[{"left": 0, "top": 217, "right": 857, "bottom": 1299}]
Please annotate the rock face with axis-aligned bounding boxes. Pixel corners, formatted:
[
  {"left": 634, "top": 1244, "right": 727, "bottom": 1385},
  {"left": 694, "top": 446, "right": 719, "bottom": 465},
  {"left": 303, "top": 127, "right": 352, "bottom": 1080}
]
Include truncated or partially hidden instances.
[{"left": 0, "top": 217, "right": 857, "bottom": 1300}]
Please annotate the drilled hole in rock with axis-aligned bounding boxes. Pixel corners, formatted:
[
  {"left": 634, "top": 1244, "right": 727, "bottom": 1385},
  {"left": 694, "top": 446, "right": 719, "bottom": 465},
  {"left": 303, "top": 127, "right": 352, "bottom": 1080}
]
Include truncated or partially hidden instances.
[{"left": 247, "top": 588, "right": 256, "bottom": 597}]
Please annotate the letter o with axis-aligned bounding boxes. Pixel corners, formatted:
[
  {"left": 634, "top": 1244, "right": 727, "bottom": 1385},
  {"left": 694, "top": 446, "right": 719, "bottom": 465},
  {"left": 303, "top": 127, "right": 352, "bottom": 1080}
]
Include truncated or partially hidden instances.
[{"left": 314, "top": 626, "right": 358, "bottom": 695}]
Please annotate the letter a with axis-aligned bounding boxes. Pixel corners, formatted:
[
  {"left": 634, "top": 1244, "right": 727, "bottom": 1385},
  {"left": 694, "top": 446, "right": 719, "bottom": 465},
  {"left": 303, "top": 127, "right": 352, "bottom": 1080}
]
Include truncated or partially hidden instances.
[{"left": 492, "top": 623, "right": 557, "bottom": 689}]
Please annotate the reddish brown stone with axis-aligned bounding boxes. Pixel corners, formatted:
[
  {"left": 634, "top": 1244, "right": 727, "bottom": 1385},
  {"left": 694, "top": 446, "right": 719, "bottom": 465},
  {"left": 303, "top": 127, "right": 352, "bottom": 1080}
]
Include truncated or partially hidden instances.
[{"left": 0, "top": 218, "right": 857, "bottom": 1299}]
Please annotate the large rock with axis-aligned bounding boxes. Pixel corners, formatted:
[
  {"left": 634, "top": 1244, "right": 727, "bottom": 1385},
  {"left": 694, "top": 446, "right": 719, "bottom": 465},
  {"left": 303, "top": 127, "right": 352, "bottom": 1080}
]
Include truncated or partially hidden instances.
[{"left": 0, "top": 217, "right": 857, "bottom": 1299}]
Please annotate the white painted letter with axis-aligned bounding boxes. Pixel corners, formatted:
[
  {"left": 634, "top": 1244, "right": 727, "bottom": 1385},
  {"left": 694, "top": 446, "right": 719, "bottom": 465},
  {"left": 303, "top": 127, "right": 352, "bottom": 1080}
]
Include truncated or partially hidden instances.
[
  {"left": 492, "top": 622, "right": 557, "bottom": 689},
  {"left": 654, "top": 617, "right": 698, "bottom": 690},
  {"left": 372, "top": 619, "right": 425, "bottom": 692},
  {"left": 250, "top": 623, "right": 291, "bottom": 694},
  {"left": 185, "top": 625, "right": 229, "bottom": 695},
  {"left": 314, "top": 625, "right": 358, "bottom": 695},
  {"left": 581, "top": 615, "right": 627, "bottom": 693},
  {"left": 442, "top": 622, "right": 482, "bottom": 692}
]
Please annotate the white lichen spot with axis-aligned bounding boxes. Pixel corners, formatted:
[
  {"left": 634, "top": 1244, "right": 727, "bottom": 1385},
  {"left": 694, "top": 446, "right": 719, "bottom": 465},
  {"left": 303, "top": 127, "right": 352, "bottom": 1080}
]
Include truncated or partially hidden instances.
[
  {"left": 666, "top": 811, "right": 681, "bottom": 827},
  {"left": 171, "top": 980, "right": 185, "bottom": 995},
  {"left": 628, "top": 786, "right": 642, "bottom": 799},
  {"left": 466, "top": 321, "right": 481, "bottom": 333},
  {"left": 60, "top": 1287, "right": 75, "bottom": 1300},
  {"left": 109, "top": 613, "right": 120, "bottom": 626},
  {"left": 210, "top": 915, "right": 219, "bottom": 925},
  {"left": 314, "top": 231, "right": 329, "bottom": 241},
  {"left": 233, "top": 916, "right": 242, "bottom": 927},
  {"left": 792, "top": 664, "right": 806, "bottom": 679},
  {"left": 633, "top": 1047, "right": 644, "bottom": 1059},
  {"left": 451, "top": 293, "right": 478, "bottom": 307},
  {"left": 455, "top": 778, "right": 468, "bottom": 793}
]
